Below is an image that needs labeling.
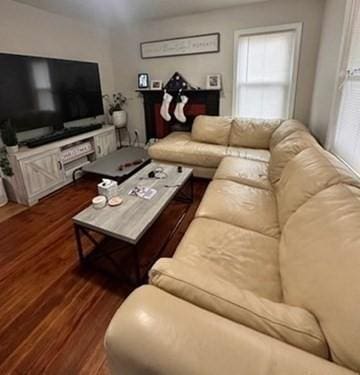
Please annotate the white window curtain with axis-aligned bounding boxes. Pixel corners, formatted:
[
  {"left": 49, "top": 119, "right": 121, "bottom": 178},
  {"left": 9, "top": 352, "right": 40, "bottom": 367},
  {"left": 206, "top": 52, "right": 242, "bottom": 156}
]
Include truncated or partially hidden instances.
[
  {"left": 233, "top": 24, "right": 302, "bottom": 119},
  {"left": 332, "top": 1, "right": 360, "bottom": 173}
]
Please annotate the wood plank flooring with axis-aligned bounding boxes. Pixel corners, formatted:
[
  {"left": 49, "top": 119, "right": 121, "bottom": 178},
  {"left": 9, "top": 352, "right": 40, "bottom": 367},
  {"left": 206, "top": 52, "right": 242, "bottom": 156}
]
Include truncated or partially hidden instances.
[
  {"left": 0, "top": 176, "right": 208, "bottom": 374},
  {"left": 0, "top": 202, "right": 28, "bottom": 223}
]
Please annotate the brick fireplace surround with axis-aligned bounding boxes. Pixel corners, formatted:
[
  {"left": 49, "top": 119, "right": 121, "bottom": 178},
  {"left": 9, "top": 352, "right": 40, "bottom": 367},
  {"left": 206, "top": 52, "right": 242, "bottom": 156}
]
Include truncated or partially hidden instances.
[{"left": 136, "top": 89, "right": 220, "bottom": 140}]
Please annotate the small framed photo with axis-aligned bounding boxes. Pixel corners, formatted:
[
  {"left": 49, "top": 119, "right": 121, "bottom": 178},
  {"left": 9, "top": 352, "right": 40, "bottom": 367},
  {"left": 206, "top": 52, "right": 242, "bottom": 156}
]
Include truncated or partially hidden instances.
[
  {"left": 150, "top": 80, "right": 163, "bottom": 90},
  {"left": 206, "top": 74, "right": 221, "bottom": 90},
  {"left": 138, "top": 73, "right": 149, "bottom": 89}
]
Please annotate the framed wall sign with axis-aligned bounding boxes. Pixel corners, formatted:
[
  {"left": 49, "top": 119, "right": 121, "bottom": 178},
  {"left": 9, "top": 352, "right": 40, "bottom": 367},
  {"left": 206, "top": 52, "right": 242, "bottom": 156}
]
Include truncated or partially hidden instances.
[{"left": 140, "top": 33, "right": 220, "bottom": 59}]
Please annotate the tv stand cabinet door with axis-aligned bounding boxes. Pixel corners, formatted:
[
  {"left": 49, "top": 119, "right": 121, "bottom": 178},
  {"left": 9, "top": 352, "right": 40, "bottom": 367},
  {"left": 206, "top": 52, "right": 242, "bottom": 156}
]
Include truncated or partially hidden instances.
[
  {"left": 20, "top": 150, "right": 65, "bottom": 198},
  {"left": 94, "top": 129, "right": 116, "bottom": 158}
]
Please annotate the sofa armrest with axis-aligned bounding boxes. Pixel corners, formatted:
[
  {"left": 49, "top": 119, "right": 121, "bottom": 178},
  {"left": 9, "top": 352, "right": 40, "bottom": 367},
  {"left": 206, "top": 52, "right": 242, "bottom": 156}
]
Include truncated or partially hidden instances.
[
  {"left": 104, "top": 286, "right": 354, "bottom": 375},
  {"left": 149, "top": 258, "right": 328, "bottom": 358}
]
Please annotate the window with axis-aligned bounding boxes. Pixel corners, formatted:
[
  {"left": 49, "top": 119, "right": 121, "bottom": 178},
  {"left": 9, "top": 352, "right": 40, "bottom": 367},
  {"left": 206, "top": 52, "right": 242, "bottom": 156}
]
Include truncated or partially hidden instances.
[
  {"left": 331, "top": 0, "right": 360, "bottom": 174},
  {"left": 233, "top": 23, "right": 302, "bottom": 119}
]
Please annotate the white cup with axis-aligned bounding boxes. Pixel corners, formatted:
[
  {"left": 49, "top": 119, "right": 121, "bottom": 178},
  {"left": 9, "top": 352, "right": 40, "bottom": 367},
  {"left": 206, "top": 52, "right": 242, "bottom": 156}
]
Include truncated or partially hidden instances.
[{"left": 92, "top": 195, "right": 107, "bottom": 209}]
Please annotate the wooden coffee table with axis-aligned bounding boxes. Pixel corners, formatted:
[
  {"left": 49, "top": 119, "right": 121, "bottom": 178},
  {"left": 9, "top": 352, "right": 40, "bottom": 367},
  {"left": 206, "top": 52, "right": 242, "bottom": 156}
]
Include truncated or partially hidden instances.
[{"left": 72, "top": 162, "right": 193, "bottom": 284}]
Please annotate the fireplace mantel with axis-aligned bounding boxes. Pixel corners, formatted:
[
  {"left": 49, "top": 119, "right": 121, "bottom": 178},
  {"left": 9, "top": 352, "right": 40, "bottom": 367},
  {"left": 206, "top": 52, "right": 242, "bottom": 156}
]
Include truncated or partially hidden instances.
[{"left": 136, "top": 89, "right": 220, "bottom": 140}]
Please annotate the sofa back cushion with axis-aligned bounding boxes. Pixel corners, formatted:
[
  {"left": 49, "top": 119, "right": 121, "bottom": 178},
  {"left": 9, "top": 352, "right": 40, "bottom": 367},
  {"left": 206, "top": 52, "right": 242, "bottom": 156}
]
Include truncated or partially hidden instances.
[
  {"left": 280, "top": 184, "right": 360, "bottom": 371},
  {"left": 191, "top": 115, "right": 232, "bottom": 145},
  {"left": 270, "top": 119, "right": 308, "bottom": 150},
  {"left": 276, "top": 147, "right": 360, "bottom": 228},
  {"left": 229, "top": 118, "right": 282, "bottom": 149},
  {"left": 268, "top": 131, "right": 318, "bottom": 184}
]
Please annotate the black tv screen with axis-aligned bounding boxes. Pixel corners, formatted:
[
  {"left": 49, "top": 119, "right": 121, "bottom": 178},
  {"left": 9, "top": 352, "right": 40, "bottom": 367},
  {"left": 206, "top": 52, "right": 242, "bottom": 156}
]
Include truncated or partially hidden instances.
[{"left": 0, "top": 53, "right": 104, "bottom": 132}]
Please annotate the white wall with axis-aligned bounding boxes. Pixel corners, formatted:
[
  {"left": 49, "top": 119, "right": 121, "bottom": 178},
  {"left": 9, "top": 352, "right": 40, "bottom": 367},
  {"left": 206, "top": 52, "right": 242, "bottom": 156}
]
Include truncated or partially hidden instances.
[
  {"left": 110, "top": 0, "right": 325, "bottom": 142},
  {"left": 309, "top": 0, "right": 348, "bottom": 145},
  {"left": 0, "top": 0, "right": 115, "bottom": 142}
]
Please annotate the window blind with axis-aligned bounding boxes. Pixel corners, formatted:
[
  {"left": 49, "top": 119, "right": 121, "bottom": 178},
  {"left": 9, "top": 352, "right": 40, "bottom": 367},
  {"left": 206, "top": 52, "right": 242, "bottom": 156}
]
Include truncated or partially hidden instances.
[
  {"left": 332, "top": 2, "right": 360, "bottom": 173},
  {"left": 234, "top": 29, "right": 298, "bottom": 119}
]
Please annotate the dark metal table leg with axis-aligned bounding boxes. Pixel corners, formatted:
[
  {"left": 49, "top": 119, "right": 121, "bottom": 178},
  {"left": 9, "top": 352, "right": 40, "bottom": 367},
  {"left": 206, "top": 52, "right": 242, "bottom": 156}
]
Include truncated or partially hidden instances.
[
  {"left": 175, "top": 175, "right": 194, "bottom": 204},
  {"left": 74, "top": 224, "right": 85, "bottom": 263},
  {"left": 132, "top": 246, "right": 141, "bottom": 285},
  {"left": 189, "top": 175, "right": 194, "bottom": 203}
]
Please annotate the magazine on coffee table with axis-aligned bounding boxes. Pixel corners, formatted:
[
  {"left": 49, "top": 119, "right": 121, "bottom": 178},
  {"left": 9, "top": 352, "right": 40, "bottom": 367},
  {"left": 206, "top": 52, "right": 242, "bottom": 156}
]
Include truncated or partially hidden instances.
[{"left": 128, "top": 186, "right": 157, "bottom": 200}]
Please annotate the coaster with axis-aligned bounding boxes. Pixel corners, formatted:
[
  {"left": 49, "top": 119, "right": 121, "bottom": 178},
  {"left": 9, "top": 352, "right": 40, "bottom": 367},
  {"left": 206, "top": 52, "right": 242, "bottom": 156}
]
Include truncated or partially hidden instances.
[{"left": 108, "top": 197, "right": 123, "bottom": 207}]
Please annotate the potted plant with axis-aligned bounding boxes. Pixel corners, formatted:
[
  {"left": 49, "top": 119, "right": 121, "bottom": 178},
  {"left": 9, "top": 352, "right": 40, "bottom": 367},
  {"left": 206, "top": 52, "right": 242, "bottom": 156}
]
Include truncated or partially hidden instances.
[
  {"left": 0, "top": 174, "right": 8, "bottom": 207},
  {"left": 103, "top": 93, "right": 128, "bottom": 128},
  {"left": 0, "top": 147, "right": 13, "bottom": 177},
  {"left": 0, "top": 148, "right": 11, "bottom": 207},
  {"left": 0, "top": 119, "right": 18, "bottom": 154}
]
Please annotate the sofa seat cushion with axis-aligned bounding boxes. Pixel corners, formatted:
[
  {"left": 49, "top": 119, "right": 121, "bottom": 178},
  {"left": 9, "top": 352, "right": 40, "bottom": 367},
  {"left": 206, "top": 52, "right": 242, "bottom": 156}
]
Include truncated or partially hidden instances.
[
  {"left": 174, "top": 217, "right": 281, "bottom": 301},
  {"left": 152, "top": 130, "right": 191, "bottom": 146},
  {"left": 276, "top": 147, "right": 360, "bottom": 228},
  {"left": 280, "top": 184, "right": 360, "bottom": 371},
  {"left": 148, "top": 132, "right": 228, "bottom": 168},
  {"left": 191, "top": 115, "right": 232, "bottom": 145},
  {"left": 148, "top": 131, "right": 191, "bottom": 161},
  {"left": 230, "top": 118, "right": 282, "bottom": 149},
  {"left": 196, "top": 180, "right": 280, "bottom": 239},
  {"left": 178, "top": 141, "right": 227, "bottom": 168},
  {"left": 214, "top": 157, "right": 271, "bottom": 190},
  {"left": 226, "top": 146, "right": 271, "bottom": 163},
  {"left": 150, "top": 258, "right": 329, "bottom": 359}
]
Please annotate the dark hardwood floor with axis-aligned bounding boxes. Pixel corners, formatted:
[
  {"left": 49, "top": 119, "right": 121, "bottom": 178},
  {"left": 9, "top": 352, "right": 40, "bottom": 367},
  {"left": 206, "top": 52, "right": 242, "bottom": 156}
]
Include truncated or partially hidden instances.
[{"left": 0, "top": 176, "right": 208, "bottom": 374}]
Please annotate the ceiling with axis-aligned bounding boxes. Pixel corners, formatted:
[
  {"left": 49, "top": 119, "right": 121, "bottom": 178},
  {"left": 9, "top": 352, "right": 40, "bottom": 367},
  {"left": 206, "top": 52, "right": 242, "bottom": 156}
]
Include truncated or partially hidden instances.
[{"left": 13, "top": 0, "right": 269, "bottom": 26}]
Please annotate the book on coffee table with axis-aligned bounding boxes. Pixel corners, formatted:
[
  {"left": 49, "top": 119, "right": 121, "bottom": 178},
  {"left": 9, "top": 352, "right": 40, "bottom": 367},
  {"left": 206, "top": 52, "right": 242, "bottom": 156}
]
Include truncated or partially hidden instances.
[{"left": 128, "top": 186, "right": 157, "bottom": 200}]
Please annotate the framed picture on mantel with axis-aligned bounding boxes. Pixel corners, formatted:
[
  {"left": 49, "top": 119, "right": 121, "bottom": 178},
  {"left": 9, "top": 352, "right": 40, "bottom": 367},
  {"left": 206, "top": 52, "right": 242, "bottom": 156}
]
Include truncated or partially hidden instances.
[
  {"left": 206, "top": 74, "right": 221, "bottom": 90},
  {"left": 140, "top": 33, "right": 220, "bottom": 59}
]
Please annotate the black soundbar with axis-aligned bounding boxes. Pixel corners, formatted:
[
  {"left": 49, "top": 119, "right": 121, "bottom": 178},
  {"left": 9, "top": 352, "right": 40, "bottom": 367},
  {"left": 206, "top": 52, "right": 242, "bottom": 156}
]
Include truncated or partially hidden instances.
[{"left": 26, "top": 124, "right": 103, "bottom": 148}]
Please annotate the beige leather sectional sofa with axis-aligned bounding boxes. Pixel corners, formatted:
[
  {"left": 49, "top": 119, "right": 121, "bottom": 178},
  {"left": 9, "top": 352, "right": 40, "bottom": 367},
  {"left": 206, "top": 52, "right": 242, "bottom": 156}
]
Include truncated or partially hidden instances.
[{"left": 105, "top": 116, "right": 360, "bottom": 375}]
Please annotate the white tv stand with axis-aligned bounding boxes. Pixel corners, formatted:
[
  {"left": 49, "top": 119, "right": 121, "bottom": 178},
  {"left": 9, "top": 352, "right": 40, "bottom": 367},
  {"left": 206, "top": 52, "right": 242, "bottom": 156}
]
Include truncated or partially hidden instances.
[{"left": 5, "top": 125, "right": 116, "bottom": 206}]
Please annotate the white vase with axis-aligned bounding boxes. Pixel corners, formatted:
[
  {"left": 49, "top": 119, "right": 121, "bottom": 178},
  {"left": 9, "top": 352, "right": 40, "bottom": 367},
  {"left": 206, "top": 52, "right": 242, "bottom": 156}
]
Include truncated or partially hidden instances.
[
  {"left": 112, "top": 110, "right": 127, "bottom": 128},
  {"left": 6, "top": 145, "right": 18, "bottom": 154}
]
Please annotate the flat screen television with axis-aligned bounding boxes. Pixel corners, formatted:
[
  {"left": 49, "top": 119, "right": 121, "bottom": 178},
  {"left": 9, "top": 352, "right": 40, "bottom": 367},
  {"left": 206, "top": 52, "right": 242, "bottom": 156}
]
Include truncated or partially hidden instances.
[{"left": 0, "top": 53, "right": 104, "bottom": 132}]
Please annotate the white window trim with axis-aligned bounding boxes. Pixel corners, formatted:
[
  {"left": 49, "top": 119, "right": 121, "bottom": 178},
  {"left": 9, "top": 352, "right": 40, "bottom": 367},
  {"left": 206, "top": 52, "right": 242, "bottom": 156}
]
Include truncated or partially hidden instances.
[
  {"left": 326, "top": 0, "right": 359, "bottom": 150},
  {"left": 232, "top": 23, "right": 303, "bottom": 118}
]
